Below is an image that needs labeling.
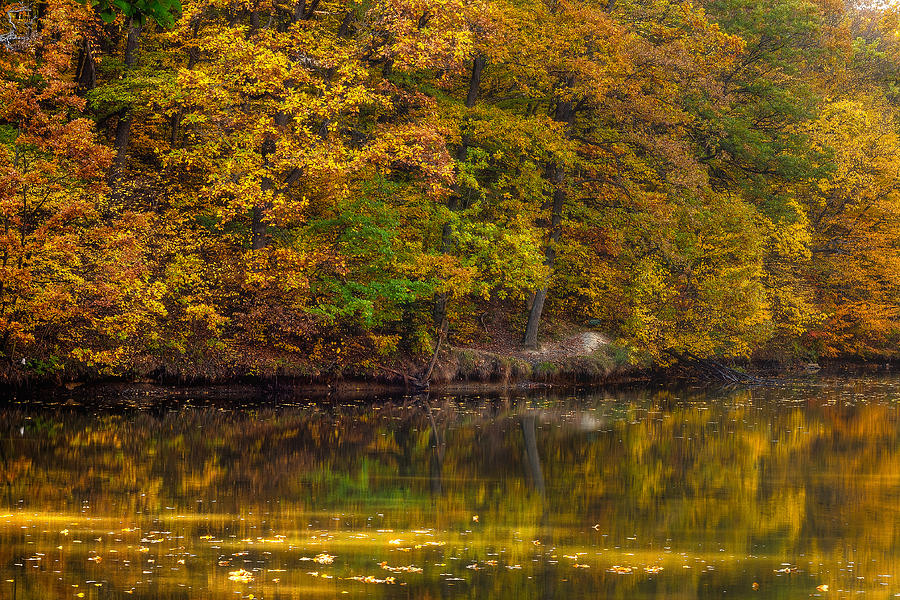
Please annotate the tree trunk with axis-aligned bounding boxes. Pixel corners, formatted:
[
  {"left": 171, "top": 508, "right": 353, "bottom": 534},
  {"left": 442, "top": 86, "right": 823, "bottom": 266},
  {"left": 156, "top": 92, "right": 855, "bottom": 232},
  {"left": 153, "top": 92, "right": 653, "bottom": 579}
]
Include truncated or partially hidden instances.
[
  {"left": 440, "top": 54, "right": 485, "bottom": 250},
  {"left": 113, "top": 112, "right": 132, "bottom": 177},
  {"left": 465, "top": 54, "right": 485, "bottom": 110},
  {"left": 251, "top": 109, "right": 303, "bottom": 250},
  {"left": 523, "top": 289, "right": 547, "bottom": 348},
  {"left": 523, "top": 99, "right": 573, "bottom": 348},
  {"left": 337, "top": 9, "right": 354, "bottom": 37},
  {"left": 292, "top": 0, "right": 320, "bottom": 22},
  {"left": 170, "top": 18, "right": 202, "bottom": 148},
  {"left": 435, "top": 55, "right": 485, "bottom": 324},
  {"left": 252, "top": 139, "right": 276, "bottom": 250},
  {"left": 251, "top": 204, "right": 269, "bottom": 250},
  {"left": 110, "top": 21, "right": 141, "bottom": 183},
  {"left": 75, "top": 37, "right": 96, "bottom": 92}
]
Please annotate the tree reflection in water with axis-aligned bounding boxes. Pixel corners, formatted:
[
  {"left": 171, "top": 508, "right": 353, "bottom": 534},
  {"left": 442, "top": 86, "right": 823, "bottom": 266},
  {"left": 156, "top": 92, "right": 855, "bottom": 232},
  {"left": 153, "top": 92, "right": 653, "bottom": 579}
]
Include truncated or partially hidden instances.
[{"left": 1, "top": 378, "right": 900, "bottom": 598}]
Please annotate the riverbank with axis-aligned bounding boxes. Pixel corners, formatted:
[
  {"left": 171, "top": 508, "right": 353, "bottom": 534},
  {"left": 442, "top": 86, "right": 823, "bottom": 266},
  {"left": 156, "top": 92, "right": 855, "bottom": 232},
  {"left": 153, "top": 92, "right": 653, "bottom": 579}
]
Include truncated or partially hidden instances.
[
  {"left": 0, "top": 336, "right": 652, "bottom": 392},
  {"left": 3, "top": 328, "right": 896, "bottom": 394}
]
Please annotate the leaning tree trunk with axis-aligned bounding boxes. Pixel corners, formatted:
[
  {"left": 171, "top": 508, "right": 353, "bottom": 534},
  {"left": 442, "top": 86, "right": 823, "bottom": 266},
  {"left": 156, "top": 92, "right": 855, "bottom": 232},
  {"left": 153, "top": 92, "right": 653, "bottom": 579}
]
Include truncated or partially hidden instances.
[
  {"left": 523, "top": 98, "right": 573, "bottom": 348},
  {"left": 669, "top": 350, "right": 771, "bottom": 385}
]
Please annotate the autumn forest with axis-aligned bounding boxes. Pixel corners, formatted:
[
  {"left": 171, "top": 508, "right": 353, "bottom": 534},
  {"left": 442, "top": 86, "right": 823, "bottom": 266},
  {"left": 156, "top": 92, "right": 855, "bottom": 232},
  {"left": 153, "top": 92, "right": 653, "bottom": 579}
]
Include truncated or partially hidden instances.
[{"left": 2, "top": 0, "right": 900, "bottom": 383}]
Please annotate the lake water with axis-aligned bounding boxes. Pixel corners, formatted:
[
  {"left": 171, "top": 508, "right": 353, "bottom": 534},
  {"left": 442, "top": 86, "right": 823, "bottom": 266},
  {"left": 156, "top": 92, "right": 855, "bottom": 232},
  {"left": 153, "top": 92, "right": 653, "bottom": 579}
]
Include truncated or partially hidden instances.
[{"left": 2, "top": 377, "right": 900, "bottom": 599}]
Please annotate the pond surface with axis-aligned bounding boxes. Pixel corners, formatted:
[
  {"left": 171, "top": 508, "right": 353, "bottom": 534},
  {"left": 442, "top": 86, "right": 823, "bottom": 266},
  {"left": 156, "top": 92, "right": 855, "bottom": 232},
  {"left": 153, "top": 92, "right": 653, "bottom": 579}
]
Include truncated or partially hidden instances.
[{"left": 2, "top": 378, "right": 900, "bottom": 599}]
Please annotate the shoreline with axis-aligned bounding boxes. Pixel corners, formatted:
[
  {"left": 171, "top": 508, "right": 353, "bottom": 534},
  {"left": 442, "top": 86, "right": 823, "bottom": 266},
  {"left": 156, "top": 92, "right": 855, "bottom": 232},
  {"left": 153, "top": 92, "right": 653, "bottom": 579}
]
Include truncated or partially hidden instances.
[{"left": 2, "top": 351, "right": 896, "bottom": 397}]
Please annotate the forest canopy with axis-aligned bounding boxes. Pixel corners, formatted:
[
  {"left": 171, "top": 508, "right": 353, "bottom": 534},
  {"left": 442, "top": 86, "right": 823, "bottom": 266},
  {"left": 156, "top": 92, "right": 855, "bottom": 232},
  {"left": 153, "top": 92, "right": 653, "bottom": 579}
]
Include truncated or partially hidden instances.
[{"left": 1, "top": 0, "right": 900, "bottom": 381}]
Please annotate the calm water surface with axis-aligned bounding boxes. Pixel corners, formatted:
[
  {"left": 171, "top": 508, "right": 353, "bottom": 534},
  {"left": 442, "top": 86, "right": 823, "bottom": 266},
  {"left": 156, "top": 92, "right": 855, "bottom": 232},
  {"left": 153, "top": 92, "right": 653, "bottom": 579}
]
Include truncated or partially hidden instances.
[{"left": 2, "top": 378, "right": 900, "bottom": 599}]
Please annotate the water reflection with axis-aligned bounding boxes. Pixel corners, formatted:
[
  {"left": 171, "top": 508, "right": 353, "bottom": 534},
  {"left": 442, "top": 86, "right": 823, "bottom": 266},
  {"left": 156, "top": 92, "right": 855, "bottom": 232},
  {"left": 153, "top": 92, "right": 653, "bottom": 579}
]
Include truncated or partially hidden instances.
[{"left": 1, "top": 378, "right": 900, "bottom": 598}]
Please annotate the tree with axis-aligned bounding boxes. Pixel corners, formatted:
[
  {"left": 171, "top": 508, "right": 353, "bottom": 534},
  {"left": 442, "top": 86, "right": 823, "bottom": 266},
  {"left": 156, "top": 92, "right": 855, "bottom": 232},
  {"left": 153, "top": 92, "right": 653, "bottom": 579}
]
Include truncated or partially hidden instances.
[
  {"left": 0, "top": 0, "right": 113, "bottom": 371},
  {"left": 799, "top": 98, "right": 900, "bottom": 357}
]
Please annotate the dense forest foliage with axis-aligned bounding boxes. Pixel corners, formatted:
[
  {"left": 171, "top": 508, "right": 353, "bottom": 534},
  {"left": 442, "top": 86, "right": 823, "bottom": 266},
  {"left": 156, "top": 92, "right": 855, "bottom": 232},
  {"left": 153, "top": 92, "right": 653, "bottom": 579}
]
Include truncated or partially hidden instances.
[{"left": 1, "top": 0, "right": 900, "bottom": 381}]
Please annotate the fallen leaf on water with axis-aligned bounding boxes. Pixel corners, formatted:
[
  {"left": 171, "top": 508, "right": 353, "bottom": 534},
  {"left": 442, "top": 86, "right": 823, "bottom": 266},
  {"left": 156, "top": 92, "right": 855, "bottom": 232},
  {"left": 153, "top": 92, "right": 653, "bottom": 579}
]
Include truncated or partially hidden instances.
[
  {"left": 379, "top": 562, "right": 423, "bottom": 573},
  {"left": 608, "top": 566, "right": 633, "bottom": 574},
  {"left": 228, "top": 569, "right": 253, "bottom": 583},
  {"left": 314, "top": 553, "right": 335, "bottom": 565},
  {"left": 644, "top": 566, "right": 662, "bottom": 574},
  {"left": 752, "top": 582, "right": 759, "bottom": 590},
  {"left": 774, "top": 567, "right": 797, "bottom": 574},
  {"left": 816, "top": 584, "right": 829, "bottom": 592},
  {"left": 346, "top": 575, "right": 396, "bottom": 584}
]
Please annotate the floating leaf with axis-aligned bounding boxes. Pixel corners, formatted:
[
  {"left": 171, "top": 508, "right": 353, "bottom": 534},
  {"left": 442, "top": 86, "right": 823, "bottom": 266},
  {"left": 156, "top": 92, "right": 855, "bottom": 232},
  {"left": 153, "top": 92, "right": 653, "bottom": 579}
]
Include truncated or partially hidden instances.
[
  {"left": 227, "top": 569, "right": 253, "bottom": 583},
  {"left": 379, "top": 562, "right": 422, "bottom": 573},
  {"left": 608, "top": 565, "right": 633, "bottom": 574},
  {"left": 346, "top": 575, "right": 396, "bottom": 584}
]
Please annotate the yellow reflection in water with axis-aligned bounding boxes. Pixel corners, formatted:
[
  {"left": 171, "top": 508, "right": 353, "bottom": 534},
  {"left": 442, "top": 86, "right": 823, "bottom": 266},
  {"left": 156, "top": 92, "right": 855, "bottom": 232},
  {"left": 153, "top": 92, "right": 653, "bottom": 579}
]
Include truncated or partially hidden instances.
[{"left": 1, "top": 379, "right": 900, "bottom": 598}]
